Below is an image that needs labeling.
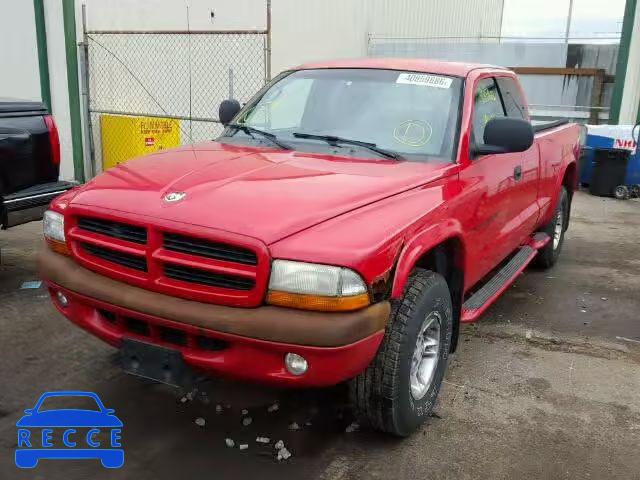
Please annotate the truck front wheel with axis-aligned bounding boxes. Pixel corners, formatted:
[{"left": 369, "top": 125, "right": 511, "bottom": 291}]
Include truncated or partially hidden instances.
[{"left": 349, "top": 269, "right": 453, "bottom": 436}]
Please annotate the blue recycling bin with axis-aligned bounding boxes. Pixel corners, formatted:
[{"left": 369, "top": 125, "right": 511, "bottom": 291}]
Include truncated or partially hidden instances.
[{"left": 580, "top": 125, "right": 640, "bottom": 187}]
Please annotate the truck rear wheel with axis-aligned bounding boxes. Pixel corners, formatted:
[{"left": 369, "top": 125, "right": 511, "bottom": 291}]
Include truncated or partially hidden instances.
[
  {"left": 349, "top": 269, "right": 452, "bottom": 436},
  {"left": 534, "top": 186, "right": 568, "bottom": 269}
]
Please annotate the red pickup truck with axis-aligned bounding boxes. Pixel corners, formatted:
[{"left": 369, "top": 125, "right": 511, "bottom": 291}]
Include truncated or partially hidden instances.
[{"left": 39, "top": 59, "right": 581, "bottom": 436}]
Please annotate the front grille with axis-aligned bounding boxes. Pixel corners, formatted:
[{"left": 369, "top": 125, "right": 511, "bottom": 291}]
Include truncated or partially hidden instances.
[
  {"left": 70, "top": 212, "right": 266, "bottom": 306},
  {"left": 164, "top": 233, "right": 257, "bottom": 265},
  {"left": 82, "top": 243, "right": 148, "bottom": 272},
  {"left": 165, "top": 264, "right": 255, "bottom": 290},
  {"left": 78, "top": 217, "right": 147, "bottom": 244}
]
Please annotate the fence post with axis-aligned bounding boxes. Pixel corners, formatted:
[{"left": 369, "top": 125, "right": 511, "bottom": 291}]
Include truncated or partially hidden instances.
[
  {"left": 79, "top": 4, "right": 96, "bottom": 178},
  {"left": 228, "top": 67, "right": 234, "bottom": 98},
  {"left": 266, "top": 0, "right": 272, "bottom": 82}
]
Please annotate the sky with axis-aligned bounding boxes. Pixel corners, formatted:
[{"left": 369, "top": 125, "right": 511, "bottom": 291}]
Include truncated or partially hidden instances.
[{"left": 501, "top": 0, "right": 627, "bottom": 40}]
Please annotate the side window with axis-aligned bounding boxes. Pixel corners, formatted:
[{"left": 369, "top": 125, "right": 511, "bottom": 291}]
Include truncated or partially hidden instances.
[
  {"left": 471, "top": 78, "right": 505, "bottom": 145},
  {"left": 496, "top": 77, "right": 527, "bottom": 120}
]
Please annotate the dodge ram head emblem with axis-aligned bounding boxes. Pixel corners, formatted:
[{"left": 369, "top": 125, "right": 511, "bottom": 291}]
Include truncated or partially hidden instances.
[{"left": 164, "top": 192, "right": 186, "bottom": 203}]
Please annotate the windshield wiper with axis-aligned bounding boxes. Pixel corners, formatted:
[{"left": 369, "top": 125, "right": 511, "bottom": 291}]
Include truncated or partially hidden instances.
[
  {"left": 226, "top": 123, "right": 292, "bottom": 150},
  {"left": 292, "top": 132, "right": 404, "bottom": 160}
]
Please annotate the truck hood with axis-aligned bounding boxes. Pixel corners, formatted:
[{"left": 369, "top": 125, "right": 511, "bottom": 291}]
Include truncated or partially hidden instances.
[{"left": 71, "top": 143, "right": 452, "bottom": 244}]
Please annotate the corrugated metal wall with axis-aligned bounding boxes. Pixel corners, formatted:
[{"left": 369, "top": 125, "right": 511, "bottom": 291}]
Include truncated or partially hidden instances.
[
  {"left": 272, "top": 0, "right": 504, "bottom": 74},
  {"left": 271, "top": 0, "right": 368, "bottom": 74},
  {"left": 84, "top": 0, "right": 507, "bottom": 75},
  {"left": 368, "top": 0, "right": 505, "bottom": 38}
]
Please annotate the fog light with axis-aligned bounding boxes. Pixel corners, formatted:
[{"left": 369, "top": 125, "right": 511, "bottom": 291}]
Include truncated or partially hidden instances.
[
  {"left": 284, "top": 353, "right": 308, "bottom": 376},
  {"left": 56, "top": 291, "right": 69, "bottom": 307}
]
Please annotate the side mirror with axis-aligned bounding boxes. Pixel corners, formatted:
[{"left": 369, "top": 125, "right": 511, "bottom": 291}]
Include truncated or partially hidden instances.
[
  {"left": 218, "top": 99, "right": 241, "bottom": 126},
  {"left": 472, "top": 117, "right": 534, "bottom": 156}
]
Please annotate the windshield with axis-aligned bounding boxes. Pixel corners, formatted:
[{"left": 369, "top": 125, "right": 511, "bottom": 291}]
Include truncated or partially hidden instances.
[{"left": 219, "top": 68, "right": 463, "bottom": 162}]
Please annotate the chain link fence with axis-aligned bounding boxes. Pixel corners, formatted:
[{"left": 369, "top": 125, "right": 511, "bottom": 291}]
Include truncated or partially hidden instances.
[{"left": 83, "top": 28, "right": 268, "bottom": 175}]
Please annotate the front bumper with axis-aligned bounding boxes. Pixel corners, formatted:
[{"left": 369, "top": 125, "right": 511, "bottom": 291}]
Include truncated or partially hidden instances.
[{"left": 39, "top": 248, "right": 390, "bottom": 387}]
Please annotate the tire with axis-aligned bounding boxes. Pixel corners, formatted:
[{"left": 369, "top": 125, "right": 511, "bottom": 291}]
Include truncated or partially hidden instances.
[
  {"left": 614, "top": 185, "right": 629, "bottom": 200},
  {"left": 349, "top": 269, "right": 453, "bottom": 436},
  {"left": 534, "top": 186, "right": 569, "bottom": 269}
]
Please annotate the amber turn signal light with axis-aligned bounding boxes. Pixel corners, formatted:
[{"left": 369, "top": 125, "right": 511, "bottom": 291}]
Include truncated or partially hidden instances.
[
  {"left": 266, "top": 290, "right": 370, "bottom": 312},
  {"left": 46, "top": 238, "right": 71, "bottom": 256}
]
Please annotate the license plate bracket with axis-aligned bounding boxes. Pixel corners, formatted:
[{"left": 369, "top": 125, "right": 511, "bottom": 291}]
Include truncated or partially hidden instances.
[{"left": 120, "top": 338, "right": 193, "bottom": 387}]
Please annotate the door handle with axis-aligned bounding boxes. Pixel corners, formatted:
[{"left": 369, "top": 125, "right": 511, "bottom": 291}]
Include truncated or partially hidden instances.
[{"left": 514, "top": 165, "right": 522, "bottom": 181}]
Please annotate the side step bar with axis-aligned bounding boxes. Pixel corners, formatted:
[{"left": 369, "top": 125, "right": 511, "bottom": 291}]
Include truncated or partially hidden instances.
[{"left": 461, "top": 233, "right": 550, "bottom": 323}]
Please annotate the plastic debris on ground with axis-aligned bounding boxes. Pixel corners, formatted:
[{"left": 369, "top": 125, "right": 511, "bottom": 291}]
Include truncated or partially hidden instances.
[
  {"left": 225, "top": 438, "right": 235, "bottom": 448},
  {"left": 267, "top": 402, "right": 279, "bottom": 413},
  {"left": 345, "top": 421, "right": 359, "bottom": 433},
  {"left": 274, "top": 440, "right": 285, "bottom": 450},
  {"left": 256, "top": 436, "right": 270, "bottom": 444},
  {"left": 215, "top": 404, "right": 223, "bottom": 414},
  {"left": 194, "top": 417, "right": 206, "bottom": 427},
  {"left": 180, "top": 388, "right": 198, "bottom": 403},
  {"left": 20, "top": 280, "right": 43, "bottom": 289},
  {"left": 242, "top": 416, "right": 253, "bottom": 426},
  {"left": 277, "top": 447, "right": 292, "bottom": 461},
  {"left": 239, "top": 444, "right": 249, "bottom": 451},
  {"left": 241, "top": 409, "right": 249, "bottom": 415},
  {"left": 288, "top": 421, "right": 300, "bottom": 431}
]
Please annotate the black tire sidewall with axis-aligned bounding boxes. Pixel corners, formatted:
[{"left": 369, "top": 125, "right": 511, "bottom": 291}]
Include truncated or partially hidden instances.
[{"left": 393, "top": 275, "right": 452, "bottom": 435}]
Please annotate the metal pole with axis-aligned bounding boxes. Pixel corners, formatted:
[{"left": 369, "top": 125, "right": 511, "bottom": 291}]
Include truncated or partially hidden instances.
[
  {"left": 33, "top": 0, "right": 51, "bottom": 111},
  {"left": 564, "top": 0, "right": 574, "bottom": 44},
  {"left": 228, "top": 67, "right": 234, "bottom": 98},
  {"left": 62, "top": 0, "right": 85, "bottom": 182},
  {"left": 266, "top": 0, "right": 272, "bottom": 82},
  {"left": 80, "top": 4, "right": 96, "bottom": 178},
  {"left": 610, "top": 0, "right": 638, "bottom": 124}
]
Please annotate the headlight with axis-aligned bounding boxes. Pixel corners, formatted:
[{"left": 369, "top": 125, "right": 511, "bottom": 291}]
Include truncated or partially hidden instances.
[
  {"left": 267, "top": 260, "right": 369, "bottom": 312},
  {"left": 43, "top": 210, "right": 70, "bottom": 255}
]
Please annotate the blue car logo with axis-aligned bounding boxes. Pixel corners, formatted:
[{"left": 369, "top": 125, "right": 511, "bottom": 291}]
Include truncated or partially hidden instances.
[{"left": 15, "top": 391, "right": 123, "bottom": 468}]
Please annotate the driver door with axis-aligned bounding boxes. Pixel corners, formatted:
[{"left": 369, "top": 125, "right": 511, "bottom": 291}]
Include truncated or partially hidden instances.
[{"left": 459, "top": 76, "right": 533, "bottom": 286}]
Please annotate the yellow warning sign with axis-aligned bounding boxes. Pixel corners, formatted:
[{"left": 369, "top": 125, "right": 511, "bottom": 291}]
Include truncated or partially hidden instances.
[{"left": 100, "top": 115, "right": 181, "bottom": 170}]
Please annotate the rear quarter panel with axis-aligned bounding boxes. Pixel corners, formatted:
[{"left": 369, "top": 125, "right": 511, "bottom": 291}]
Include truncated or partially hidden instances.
[{"left": 534, "top": 124, "right": 582, "bottom": 227}]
